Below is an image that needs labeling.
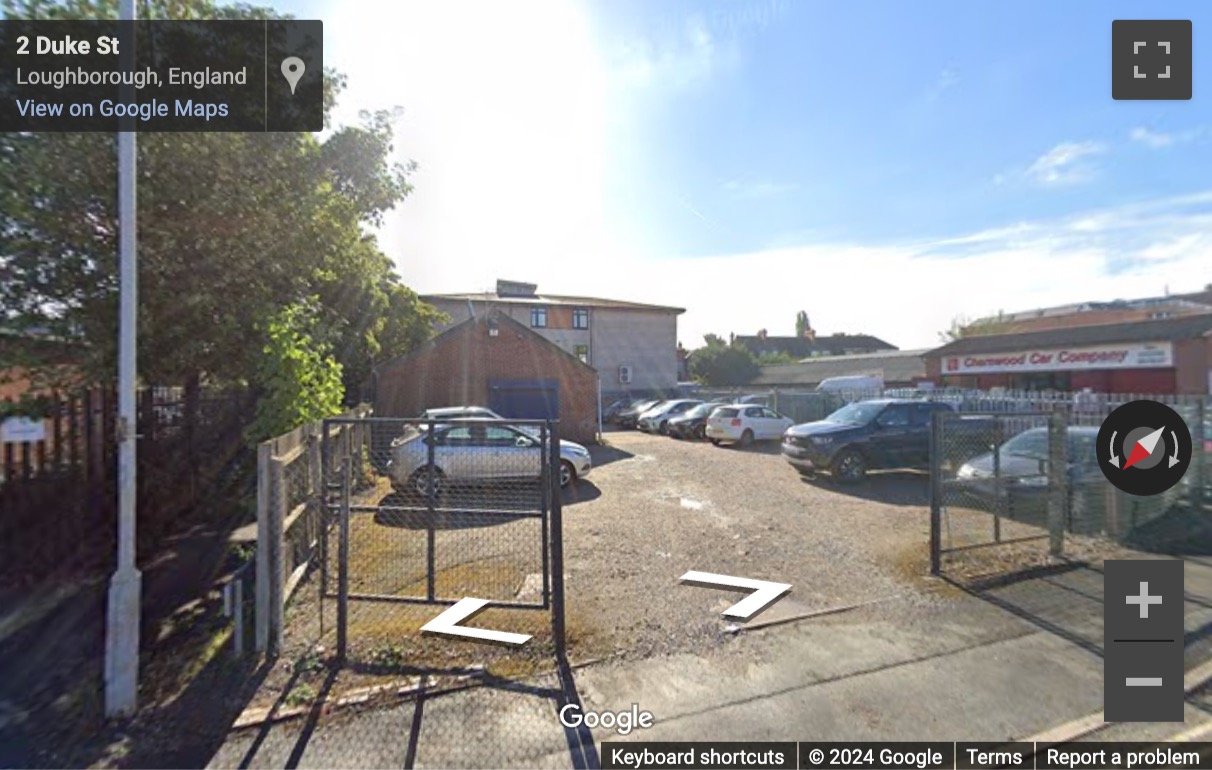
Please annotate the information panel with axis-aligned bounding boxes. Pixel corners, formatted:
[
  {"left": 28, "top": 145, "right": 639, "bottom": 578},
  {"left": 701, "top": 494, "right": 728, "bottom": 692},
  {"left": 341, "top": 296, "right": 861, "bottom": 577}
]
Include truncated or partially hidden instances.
[{"left": 0, "top": 20, "right": 323, "bottom": 131}]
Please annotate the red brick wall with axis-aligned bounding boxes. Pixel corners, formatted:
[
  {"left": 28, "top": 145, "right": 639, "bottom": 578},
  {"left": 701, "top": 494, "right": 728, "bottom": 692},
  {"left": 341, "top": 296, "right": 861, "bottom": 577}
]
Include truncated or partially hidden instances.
[
  {"left": 1175, "top": 337, "right": 1211, "bottom": 395},
  {"left": 374, "top": 316, "right": 599, "bottom": 443}
]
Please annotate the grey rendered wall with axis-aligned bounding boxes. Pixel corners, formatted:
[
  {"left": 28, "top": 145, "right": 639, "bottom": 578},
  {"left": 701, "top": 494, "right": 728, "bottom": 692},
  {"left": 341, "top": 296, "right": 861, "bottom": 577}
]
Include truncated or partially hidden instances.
[{"left": 592, "top": 309, "right": 679, "bottom": 393}]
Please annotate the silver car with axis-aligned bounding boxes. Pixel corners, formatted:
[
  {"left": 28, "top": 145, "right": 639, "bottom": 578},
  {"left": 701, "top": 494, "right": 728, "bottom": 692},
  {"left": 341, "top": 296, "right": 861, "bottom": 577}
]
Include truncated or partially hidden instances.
[{"left": 388, "top": 422, "right": 592, "bottom": 495}]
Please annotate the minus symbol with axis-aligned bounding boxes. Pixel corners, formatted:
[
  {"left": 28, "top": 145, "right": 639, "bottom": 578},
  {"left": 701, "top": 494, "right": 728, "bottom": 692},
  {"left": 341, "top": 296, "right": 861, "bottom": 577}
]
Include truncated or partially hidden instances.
[{"left": 1126, "top": 678, "right": 1163, "bottom": 687}]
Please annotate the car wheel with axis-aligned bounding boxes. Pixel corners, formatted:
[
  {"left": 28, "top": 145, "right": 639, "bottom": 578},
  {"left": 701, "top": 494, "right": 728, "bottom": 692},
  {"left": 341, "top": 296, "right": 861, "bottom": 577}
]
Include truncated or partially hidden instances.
[
  {"left": 559, "top": 460, "right": 576, "bottom": 488},
  {"left": 659, "top": 420, "right": 669, "bottom": 435},
  {"left": 739, "top": 429, "right": 754, "bottom": 448},
  {"left": 409, "top": 467, "right": 445, "bottom": 498},
  {"left": 830, "top": 450, "right": 867, "bottom": 483},
  {"left": 695, "top": 424, "right": 706, "bottom": 441},
  {"left": 710, "top": 439, "right": 721, "bottom": 446}
]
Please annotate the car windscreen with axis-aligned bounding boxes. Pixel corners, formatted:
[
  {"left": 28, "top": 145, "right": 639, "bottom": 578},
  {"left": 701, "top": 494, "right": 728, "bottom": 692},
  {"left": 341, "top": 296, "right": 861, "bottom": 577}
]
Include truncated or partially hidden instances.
[
  {"left": 825, "top": 402, "right": 885, "bottom": 425},
  {"left": 686, "top": 404, "right": 716, "bottom": 418},
  {"left": 999, "top": 429, "right": 1049, "bottom": 460}
]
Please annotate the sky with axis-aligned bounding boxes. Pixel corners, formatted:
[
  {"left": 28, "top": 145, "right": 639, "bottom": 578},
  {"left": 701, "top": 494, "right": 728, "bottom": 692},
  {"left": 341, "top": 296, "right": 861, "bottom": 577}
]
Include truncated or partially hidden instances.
[{"left": 285, "top": 0, "right": 1212, "bottom": 350}]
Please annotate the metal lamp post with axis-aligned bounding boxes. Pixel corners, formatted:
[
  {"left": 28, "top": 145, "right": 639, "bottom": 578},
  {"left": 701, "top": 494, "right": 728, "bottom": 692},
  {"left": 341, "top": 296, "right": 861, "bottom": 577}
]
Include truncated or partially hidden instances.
[{"left": 104, "top": 0, "right": 142, "bottom": 718}]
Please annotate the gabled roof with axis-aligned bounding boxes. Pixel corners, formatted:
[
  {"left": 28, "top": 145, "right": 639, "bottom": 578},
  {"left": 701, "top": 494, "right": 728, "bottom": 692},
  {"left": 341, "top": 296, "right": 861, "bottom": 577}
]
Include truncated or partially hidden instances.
[
  {"left": 929, "top": 313, "right": 1212, "bottom": 357},
  {"left": 421, "top": 291, "right": 685, "bottom": 314},
  {"left": 735, "top": 334, "right": 897, "bottom": 358},
  {"left": 751, "top": 349, "right": 929, "bottom": 387},
  {"left": 373, "top": 309, "right": 598, "bottom": 374}
]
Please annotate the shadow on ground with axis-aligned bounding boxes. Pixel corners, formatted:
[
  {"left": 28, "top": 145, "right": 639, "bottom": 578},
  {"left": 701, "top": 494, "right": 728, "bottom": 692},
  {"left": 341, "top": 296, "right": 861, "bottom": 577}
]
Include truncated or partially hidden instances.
[
  {"left": 942, "top": 519, "right": 1212, "bottom": 675},
  {"left": 588, "top": 443, "right": 633, "bottom": 469},
  {"left": 210, "top": 655, "right": 598, "bottom": 770},
  {"left": 798, "top": 470, "right": 930, "bottom": 507}
]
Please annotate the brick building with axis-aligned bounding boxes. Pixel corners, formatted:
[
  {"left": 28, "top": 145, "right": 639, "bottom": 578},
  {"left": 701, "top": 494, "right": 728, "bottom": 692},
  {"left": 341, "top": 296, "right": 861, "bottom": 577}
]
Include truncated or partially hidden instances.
[
  {"left": 421, "top": 279, "right": 684, "bottom": 400},
  {"left": 925, "top": 314, "right": 1212, "bottom": 394},
  {"left": 372, "top": 310, "right": 600, "bottom": 444}
]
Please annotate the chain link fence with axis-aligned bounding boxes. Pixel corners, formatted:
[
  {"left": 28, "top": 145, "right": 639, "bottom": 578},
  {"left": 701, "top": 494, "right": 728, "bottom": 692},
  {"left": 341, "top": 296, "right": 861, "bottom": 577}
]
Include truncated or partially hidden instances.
[
  {"left": 931, "top": 392, "right": 1209, "bottom": 580},
  {"left": 213, "top": 416, "right": 584, "bottom": 768}
]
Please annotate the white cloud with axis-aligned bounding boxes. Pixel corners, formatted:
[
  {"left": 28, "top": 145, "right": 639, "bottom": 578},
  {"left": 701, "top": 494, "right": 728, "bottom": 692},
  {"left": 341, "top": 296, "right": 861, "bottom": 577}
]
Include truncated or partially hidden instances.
[
  {"left": 1130, "top": 127, "right": 1175, "bottom": 148},
  {"left": 1026, "top": 141, "right": 1107, "bottom": 185},
  {"left": 1130, "top": 125, "right": 1207, "bottom": 148},
  {"left": 490, "top": 191, "right": 1212, "bottom": 351}
]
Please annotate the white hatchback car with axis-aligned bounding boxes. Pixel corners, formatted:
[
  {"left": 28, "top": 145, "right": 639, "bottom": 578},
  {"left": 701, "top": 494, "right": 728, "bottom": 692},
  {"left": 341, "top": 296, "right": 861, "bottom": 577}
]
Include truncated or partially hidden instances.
[{"left": 705, "top": 404, "right": 794, "bottom": 448}]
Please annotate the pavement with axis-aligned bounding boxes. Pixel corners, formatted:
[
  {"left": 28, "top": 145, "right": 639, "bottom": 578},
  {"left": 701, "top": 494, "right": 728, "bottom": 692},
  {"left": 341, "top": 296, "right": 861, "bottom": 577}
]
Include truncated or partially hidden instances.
[{"left": 204, "top": 555, "right": 1212, "bottom": 768}]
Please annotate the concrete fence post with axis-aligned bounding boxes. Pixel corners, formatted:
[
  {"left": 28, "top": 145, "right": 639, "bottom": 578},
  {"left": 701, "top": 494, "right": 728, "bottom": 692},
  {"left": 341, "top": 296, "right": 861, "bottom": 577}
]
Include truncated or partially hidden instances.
[
  {"left": 268, "top": 456, "right": 287, "bottom": 657},
  {"left": 254, "top": 442, "right": 271, "bottom": 653}
]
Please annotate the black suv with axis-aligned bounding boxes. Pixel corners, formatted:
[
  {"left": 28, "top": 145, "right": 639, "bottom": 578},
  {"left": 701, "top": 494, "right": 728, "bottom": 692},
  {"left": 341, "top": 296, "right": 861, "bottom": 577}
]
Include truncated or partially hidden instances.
[{"left": 782, "top": 399, "right": 982, "bottom": 482}]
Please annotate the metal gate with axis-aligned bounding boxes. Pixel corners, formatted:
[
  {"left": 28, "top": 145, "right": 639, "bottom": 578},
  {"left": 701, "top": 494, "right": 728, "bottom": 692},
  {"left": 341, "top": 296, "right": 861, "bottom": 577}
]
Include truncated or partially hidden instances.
[
  {"left": 320, "top": 416, "right": 566, "bottom": 663},
  {"left": 930, "top": 410, "right": 1068, "bottom": 578}
]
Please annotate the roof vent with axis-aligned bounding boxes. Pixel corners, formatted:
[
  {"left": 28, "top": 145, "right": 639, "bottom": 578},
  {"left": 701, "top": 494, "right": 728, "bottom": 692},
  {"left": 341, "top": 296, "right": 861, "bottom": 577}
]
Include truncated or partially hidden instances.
[{"left": 496, "top": 280, "right": 537, "bottom": 298}]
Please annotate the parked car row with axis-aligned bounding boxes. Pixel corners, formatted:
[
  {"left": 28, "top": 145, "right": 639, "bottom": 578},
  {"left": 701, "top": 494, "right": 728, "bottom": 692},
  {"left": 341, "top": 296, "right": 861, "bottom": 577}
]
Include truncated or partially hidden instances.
[
  {"left": 606, "top": 396, "right": 796, "bottom": 448},
  {"left": 609, "top": 395, "right": 1011, "bottom": 481}
]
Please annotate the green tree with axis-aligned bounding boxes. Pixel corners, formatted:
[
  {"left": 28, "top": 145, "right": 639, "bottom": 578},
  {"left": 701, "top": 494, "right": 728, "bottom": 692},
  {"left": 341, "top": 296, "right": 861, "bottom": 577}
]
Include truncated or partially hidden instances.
[
  {"left": 938, "top": 312, "right": 1006, "bottom": 343},
  {"left": 702, "top": 333, "right": 727, "bottom": 348},
  {"left": 0, "top": 0, "right": 441, "bottom": 426},
  {"left": 246, "top": 301, "right": 344, "bottom": 442},
  {"left": 794, "top": 310, "right": 811, "bottom": 336},
  {"left": 689, "top": 344, "right": 759, "bottom": 386}
]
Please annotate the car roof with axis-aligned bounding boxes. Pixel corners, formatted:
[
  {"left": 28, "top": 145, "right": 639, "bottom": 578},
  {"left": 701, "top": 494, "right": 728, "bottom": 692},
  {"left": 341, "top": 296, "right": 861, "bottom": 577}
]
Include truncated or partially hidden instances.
[{"left": 1012, "top": 425, "right": 1100, "bottom": 436}]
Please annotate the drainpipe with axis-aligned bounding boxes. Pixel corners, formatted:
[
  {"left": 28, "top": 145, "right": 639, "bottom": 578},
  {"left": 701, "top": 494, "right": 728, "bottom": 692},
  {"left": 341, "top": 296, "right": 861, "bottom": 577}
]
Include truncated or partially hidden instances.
[{"left": 597, "top": 374, "right": 603, "bottom": 443}]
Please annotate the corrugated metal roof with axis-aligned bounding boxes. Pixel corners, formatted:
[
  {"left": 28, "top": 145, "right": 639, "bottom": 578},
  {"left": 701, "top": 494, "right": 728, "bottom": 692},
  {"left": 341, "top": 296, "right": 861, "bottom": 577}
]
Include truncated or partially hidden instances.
[
  {"left": 751, "top": 349, "right": 930, "bottom": 387},
  {"left": 421, "top": 292, "right": 685, "bottom": 313},
  {"left": 928, "top": 313, "right": 1212, "bottom": 357}
]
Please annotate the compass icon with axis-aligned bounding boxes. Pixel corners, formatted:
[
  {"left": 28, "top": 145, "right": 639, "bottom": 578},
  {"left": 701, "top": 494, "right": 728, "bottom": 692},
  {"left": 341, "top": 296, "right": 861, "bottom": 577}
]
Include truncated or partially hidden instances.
[{"left": 1097, "top": 400, "right": 1193, "bottom": 496}]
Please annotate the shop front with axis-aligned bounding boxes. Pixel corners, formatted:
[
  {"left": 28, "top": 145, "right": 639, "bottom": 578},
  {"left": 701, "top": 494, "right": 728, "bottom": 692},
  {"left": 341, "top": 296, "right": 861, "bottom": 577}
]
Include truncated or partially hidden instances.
[{"left": 925, "top": 315, "right": 1212, "bottom": 395}]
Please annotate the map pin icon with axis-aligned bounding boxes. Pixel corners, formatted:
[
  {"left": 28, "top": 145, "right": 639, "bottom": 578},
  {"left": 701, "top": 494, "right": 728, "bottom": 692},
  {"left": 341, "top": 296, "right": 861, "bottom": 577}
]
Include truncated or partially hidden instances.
[{"left": 281, "top": 57, "right": 305, "bottom": 95}]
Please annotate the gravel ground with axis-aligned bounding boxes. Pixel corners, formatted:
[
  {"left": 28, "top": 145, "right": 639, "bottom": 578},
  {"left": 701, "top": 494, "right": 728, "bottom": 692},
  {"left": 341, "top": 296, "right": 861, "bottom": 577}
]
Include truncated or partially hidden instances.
[{"left": 563, "top": 428, "right": 941, "bottom": 661}]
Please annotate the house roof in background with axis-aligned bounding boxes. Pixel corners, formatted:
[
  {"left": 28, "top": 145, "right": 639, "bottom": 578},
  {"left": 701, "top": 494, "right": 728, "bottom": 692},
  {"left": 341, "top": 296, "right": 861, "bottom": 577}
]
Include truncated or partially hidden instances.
[
  {"left": 929, "top": 313, "right": 1212, "bottom": 357},
  {"left": 751, "top": 349, "right": 929, "bottom": 387},
  {"left": 735, "top": 333, "right": 897, "bottom": 358}
]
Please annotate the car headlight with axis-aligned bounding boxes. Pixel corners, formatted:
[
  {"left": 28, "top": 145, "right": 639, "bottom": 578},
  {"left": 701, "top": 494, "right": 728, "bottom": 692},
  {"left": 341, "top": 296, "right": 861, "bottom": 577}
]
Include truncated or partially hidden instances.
[{"left": 957, "top": 464, "right": 977, "bottom": 479}]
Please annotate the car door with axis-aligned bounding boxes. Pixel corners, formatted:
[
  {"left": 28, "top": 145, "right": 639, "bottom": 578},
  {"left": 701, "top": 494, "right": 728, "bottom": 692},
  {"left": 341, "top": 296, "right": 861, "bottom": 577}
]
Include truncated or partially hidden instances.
[
  {"left": 870, "top": 403, "right": 914, "bottom": 467},
  {"left": 482, "top": 425, "right": 539, "bottom": 478},
  {"left": 904, "top": 403, "right": 937, "bottom": 468},
  {"left": 431, "top": 425, "right": 479, "bottom": 479},
  {"left": 763, "top": 408, "right": 794, "bottom": 439},
  {"left": 743, "top": 406, "right": 767, "bottom": 437}
]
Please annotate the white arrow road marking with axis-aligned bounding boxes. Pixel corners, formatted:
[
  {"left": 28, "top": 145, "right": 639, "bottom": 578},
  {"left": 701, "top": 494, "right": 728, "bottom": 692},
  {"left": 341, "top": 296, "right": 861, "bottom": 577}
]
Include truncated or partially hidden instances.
[
  {"left": 680, "top": 570, "right": 792, "bottom": 620},
  {"left": 420, "top": 597, "right": 532, "bottom": 646},
  {"left": 1109, "top": 431, "right": 1120, "bottom": 468},
  {"left": 1170, "top": 430, "right": 1182, "bottom": 468}
]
